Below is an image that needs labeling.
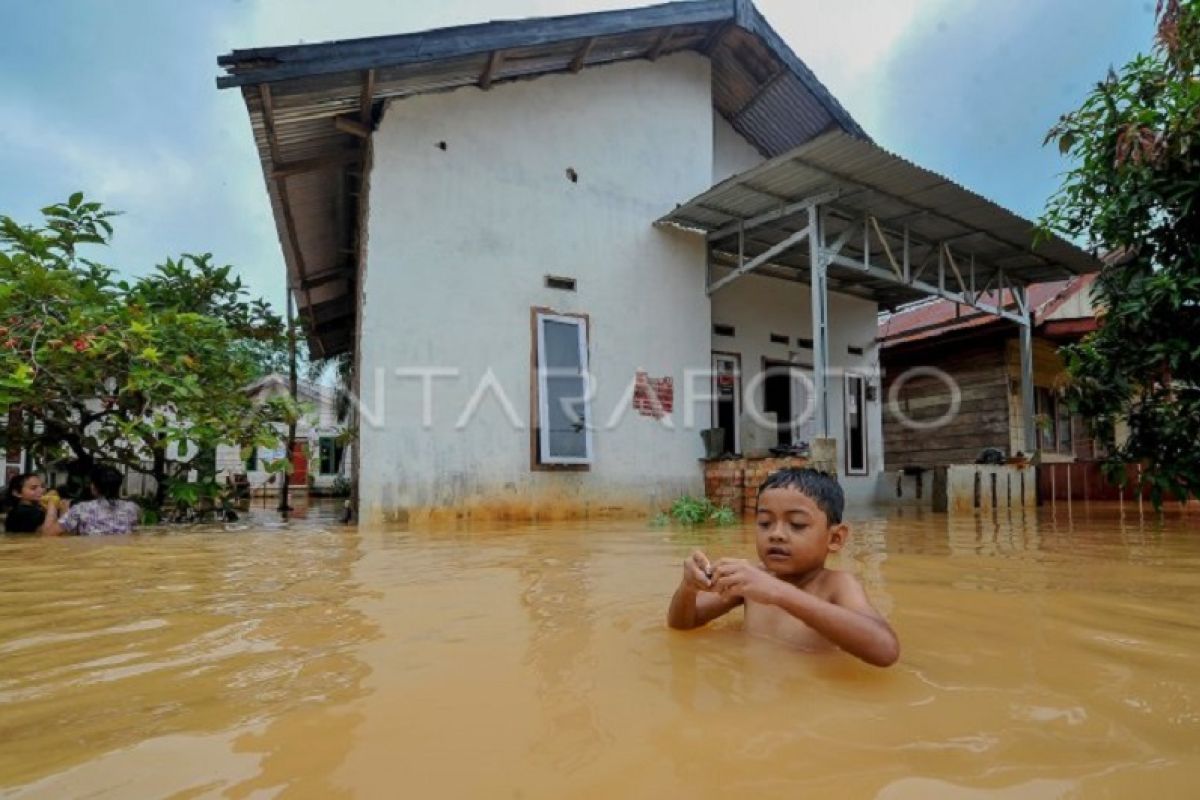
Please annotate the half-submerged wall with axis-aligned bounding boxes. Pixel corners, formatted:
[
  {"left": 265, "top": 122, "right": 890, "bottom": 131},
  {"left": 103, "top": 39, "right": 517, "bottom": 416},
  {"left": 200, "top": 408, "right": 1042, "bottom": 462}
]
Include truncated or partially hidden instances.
[{"left": 357, "top": 53, "right": 716, "bottom": 522}]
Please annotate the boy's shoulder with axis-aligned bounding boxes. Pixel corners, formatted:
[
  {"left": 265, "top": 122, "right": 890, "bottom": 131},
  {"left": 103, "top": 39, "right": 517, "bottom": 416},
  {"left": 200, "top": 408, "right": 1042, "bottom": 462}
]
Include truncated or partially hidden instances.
[{"left": 808, "top": 566, "right": 865, "bottom": 601}]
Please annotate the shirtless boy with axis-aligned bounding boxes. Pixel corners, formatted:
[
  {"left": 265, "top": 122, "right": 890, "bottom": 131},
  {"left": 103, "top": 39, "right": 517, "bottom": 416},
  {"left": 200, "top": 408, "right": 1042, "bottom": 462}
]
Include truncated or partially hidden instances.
[{"left": 667, "top": 468, "right": 899, "bottom": 667}]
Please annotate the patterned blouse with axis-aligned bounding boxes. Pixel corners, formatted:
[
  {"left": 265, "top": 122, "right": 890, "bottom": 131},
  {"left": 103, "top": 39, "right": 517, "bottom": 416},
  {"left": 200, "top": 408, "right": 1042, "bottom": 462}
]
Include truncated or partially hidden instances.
[{"left": 60, "top": 499, "right": 140, "bottom": 536}]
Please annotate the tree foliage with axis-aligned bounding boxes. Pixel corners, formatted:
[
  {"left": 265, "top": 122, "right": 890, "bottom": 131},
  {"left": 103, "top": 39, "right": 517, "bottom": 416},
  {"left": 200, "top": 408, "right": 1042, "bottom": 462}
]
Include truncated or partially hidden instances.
[
  {"left": 0, "top": 195, "right": 291, "bottom": 507},
  {"left": 1040, "top": 0, "right": 1200, "bottom": 507}
]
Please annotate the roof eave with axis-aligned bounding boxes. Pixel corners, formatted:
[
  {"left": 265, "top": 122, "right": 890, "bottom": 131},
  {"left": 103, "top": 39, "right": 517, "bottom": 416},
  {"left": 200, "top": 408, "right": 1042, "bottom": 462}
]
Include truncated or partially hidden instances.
[{"left": 217, "top": 0, "right": 735, "bottom": 89}]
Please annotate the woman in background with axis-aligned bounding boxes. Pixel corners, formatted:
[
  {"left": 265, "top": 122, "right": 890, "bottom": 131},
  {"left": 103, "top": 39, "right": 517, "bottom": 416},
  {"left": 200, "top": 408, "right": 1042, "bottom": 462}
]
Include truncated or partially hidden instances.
[
  {"left": 3, "top": 473, "right": 65, "bottom": 534},
  {"left": 49, "top": 464, "right": 139, "bottom": 536}
]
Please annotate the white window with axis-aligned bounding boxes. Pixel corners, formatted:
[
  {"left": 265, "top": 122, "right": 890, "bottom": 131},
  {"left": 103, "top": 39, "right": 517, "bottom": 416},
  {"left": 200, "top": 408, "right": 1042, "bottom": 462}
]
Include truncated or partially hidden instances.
[{"left": 534, "top": 311, "right": 593, "bottom": 466}]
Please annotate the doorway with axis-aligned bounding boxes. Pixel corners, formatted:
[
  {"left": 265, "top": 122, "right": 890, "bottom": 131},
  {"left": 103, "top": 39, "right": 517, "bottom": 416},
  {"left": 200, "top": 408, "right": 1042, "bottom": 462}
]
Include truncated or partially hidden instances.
[
  {"left": 288, "top": 441, "right": 308, "bottom": 488},
  {"left": 762, "top": 359, "right": 817, "bottom": 449}
]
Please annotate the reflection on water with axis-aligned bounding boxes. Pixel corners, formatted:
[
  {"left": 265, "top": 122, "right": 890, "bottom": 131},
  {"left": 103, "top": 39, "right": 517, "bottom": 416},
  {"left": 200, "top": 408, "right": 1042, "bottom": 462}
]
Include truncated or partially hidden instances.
[{"left": 1, "top": 502, "right": 1198, "bottom": 798}]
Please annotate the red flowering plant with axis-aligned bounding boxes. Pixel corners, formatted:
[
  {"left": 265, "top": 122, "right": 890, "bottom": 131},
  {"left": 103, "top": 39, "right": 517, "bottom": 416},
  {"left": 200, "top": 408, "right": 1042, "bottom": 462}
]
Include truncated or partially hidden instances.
[{"left": 0, "top": 194, "right": 289, "bottom": 510}]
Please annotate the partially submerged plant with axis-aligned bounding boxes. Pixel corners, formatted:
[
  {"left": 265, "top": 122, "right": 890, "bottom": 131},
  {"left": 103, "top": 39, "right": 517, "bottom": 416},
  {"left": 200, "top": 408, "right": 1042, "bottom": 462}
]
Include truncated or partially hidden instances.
[{"left": 659, "top": 495, "right": 738, "bottom": 527}]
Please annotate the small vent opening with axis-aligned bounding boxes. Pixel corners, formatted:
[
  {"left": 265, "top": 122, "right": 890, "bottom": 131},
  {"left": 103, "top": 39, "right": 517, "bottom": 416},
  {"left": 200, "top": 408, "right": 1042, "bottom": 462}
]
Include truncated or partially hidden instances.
[
  {"left": 796, "top": 337, "right": 814, "bottom": 349},
  {"left": 545, "top": 275, "right": 577, "bottom": 292},
  {"left": 769, "top": 332, "right": 789, "bottom": 345},
  {"left": 848, "top": 345, "right": 865, "bottom": 356},
  {"left": 713, "top": 323, "right": 735, "bottom": 337}
]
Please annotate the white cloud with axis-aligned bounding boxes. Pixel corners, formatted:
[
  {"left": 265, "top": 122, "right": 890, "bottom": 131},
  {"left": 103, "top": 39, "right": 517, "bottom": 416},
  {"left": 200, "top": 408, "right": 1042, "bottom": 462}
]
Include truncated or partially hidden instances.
[
  {"left": 0, "top": 99, "right": 197, "bottom": 210},
  {"left": 757, "top": 0, "right": 958, "bottom": 136},
  {"left": 233, "top": 0, "right": 636, "bottom": 46}
]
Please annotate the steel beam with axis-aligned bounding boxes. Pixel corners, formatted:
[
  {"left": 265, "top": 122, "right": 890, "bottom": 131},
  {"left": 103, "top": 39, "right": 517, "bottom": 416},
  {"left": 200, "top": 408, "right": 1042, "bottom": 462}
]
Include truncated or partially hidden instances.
[
  {"left": 1016, "top": 284, "right": 1037, "bottom": 454},
  {"left": 808, "top": 206, "right": 830, "bottom": 438},
  {"left": 707, "top": 227, "right": 809, "bottom": 295},
  {"left": 824, "top": 253, "right": 1024, "bottom": 324},
  {"left": 706, "top": 189, "right": 842, "bottom": 241},
  {"left": 817, "top": 206, "right": 1025, "bottom": 323},
  {"left": 789, "top": 154, "right": 1065, "bottom": 274}
]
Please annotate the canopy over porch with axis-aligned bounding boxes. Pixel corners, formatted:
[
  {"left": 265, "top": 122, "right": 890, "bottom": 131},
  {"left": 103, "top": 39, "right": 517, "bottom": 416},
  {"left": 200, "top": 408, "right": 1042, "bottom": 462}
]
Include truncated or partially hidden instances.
[{"left": 657, "top": 130, "right": 1102, "bottom": 456}]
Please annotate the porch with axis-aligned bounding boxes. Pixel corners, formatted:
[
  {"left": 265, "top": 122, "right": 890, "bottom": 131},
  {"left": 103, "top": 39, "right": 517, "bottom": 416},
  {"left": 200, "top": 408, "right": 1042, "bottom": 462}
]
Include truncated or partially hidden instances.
[{"left": 659, "top": 130, "right": 1100, "bottom": 507}]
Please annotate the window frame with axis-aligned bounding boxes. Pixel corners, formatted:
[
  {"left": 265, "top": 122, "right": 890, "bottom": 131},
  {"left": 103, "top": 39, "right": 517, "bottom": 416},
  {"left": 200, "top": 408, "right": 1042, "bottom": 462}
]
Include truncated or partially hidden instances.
[
  {"left": 711, "top": 351, "right": 742, "bottom": 455},
  {"left": 1055, "top": 393, "right": 1074, "bottom": 454},
  {"left": 530, "top": 308, "right": 594, "bottom": 469},
  {"left": 318, "top": 436, "right": 345, "bottom": 476},
  {"left": 1034, "top": 386, "right": 1075, "bottom": 455}
]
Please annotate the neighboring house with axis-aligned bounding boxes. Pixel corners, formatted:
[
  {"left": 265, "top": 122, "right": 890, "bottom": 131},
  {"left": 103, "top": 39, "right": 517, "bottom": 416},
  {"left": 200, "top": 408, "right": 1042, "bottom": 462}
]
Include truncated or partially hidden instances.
[
  {"left": 220, "top": 0, "right": 1097, "bottom": 520},
  {"left": 215, "top": 374, "right": 351, "bottom": 493},
  {"left": 5, "top": 375, "right": 349, "bottom": 498},
  {"left": 877, "top": 275, "right": 1101, "bottom": 471}
]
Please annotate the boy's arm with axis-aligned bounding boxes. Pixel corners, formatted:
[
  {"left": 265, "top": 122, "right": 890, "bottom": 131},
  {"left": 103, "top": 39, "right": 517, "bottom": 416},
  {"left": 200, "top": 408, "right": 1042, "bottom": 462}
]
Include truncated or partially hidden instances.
[
  {"left": 667, "top": 550, "right": 743, "bottom": 630},
  {"left": 786, "top": 573, "right": 899, "bottom": 667},
  {"left": 667, "top": 584, "right": 742, "bottom": 630},
  {"left": 713, "top": 563, "right": 899, "bottom": 666}
]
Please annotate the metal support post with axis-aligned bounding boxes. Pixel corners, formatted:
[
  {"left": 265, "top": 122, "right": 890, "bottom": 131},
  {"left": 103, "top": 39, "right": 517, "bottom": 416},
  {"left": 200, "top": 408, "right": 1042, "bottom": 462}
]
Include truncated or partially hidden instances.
[
  {"left": 1016, "top": 285, "right": 1037, "bottom": 455},
  {"left": 808, "top": 204, "right": 830, "bottom": 438}
]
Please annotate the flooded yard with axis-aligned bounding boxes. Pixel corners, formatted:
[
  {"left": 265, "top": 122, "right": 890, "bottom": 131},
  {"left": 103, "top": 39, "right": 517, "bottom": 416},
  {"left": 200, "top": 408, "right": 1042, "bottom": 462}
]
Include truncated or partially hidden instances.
[{"left": 1, "top": 501, "right": 1198, "bottom": 798}]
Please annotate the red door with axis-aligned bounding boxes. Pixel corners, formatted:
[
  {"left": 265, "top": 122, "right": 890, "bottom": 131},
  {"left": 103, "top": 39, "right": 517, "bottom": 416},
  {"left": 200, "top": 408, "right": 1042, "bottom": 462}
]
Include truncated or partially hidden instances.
[{"left": 289, "top": 441, "right": 308, "bottom": 487}]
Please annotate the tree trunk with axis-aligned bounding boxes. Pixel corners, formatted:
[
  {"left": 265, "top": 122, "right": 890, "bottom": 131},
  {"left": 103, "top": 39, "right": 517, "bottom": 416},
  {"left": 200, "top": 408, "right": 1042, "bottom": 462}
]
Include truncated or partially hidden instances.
[{"left": 152, "top": 445, "right": 168, "bottom": 510}]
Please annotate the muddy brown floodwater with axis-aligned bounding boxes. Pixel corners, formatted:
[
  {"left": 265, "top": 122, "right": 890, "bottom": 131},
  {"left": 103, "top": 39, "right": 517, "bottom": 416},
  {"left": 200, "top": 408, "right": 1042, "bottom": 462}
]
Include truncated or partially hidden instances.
[{"left": 1, "top": 501, "right": 1198, "bottom": 798}]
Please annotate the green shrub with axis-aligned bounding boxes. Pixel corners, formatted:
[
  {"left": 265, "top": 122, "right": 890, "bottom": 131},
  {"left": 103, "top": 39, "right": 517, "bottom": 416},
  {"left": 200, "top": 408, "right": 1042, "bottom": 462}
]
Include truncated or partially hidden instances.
[
  {"left": 659, "top": 495, "right": 737, "bottom": 527},
  {"left": 708, "top": 504, "right": 737, "bottom": 526}
]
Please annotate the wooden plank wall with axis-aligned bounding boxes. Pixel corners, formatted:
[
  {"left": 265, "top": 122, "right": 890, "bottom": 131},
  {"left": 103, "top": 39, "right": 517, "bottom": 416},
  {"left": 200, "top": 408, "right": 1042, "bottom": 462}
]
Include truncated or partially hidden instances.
[
  {"left": 882, "top": 341, "right": 1011, "bottom": 469},
  {"left": 1004, "top": 337, "right": 1070, "bottom": 457}
]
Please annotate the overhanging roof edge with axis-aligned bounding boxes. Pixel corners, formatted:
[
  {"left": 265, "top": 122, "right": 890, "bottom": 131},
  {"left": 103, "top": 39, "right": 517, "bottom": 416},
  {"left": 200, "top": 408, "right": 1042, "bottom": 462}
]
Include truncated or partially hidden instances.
[{"left": 216, "top": 0, "right": 735, "bottom": 89}]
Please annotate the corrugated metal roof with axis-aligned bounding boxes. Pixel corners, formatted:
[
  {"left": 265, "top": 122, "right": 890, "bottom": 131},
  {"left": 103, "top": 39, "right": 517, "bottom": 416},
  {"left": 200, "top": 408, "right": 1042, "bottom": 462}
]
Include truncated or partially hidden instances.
[
  {"left": 658, "top": 130, "right": 1101, "bottom": 310},
  {"left": 876, "top": 278, "right": 1091, "bottom": 347},
  {"left": 217, "top": 0, "right": 867, "bottom": 356}
]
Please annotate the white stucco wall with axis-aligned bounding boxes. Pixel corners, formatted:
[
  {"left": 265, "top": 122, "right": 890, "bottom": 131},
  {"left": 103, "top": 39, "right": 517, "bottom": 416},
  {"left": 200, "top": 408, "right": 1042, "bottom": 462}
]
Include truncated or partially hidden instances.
[
  {"left": 710, "top": 268, "right": 886, "bottom": 505},
  {"left": 358, "top": 53, "right": 716, "bottom": 520},
  {"left": 712, "top": 111, "right": 765, "bottom": 183}
]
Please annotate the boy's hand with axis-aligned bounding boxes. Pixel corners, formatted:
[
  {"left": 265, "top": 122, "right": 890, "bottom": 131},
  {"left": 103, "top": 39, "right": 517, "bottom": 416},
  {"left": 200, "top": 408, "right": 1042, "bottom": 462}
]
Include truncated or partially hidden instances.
[
  {"left": 680, "top": 550, "right": 713, "bottom": 592},
  {"left": 711, "top": 559, "right": 783, "bottom": 604}
]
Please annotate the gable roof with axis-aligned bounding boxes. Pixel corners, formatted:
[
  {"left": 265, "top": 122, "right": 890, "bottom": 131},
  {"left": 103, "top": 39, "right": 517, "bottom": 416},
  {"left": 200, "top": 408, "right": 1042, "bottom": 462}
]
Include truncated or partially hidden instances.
[
  {"left": 217, "top": 0, "right": 868, "bottom": 356},
  {"left": 877, "top": 274, "right": 1098, "bottom": 348},
  {"left": 244, "top": 373, "right": 327, "bottom": 404}
]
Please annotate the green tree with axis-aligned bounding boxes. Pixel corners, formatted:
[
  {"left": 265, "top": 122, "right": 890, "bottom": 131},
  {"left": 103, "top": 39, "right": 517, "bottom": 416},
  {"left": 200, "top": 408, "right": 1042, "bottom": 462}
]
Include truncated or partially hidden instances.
[
  {"left": 1040, "top": 0, "right": 1200, "bottom": 507},
  {"left": 0, "top": 195, "right": 290, "bottom": 508}
]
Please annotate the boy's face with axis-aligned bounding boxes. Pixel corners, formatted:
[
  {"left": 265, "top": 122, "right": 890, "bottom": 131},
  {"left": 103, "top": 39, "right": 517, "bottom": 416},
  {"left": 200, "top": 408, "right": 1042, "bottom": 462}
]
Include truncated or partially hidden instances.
[{"left": 754, "top": 486, "right": 847, "bottom": 579}]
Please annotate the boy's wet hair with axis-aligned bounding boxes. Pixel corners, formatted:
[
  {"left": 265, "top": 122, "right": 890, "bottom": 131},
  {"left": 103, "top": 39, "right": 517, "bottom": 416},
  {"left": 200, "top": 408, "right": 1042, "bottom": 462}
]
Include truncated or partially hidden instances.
[{"left": 757, "top": 468, "right": 844, "bottom": 524}]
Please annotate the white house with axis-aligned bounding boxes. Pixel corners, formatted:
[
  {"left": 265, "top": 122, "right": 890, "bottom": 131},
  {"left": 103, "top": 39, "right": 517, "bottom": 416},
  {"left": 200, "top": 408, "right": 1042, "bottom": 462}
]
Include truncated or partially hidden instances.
[
  {"left": 214, "top": 374, "right": 351, "bottom": 494},
  {"left": 219, "top": 0, "right": 1097, "bottom": 522}
]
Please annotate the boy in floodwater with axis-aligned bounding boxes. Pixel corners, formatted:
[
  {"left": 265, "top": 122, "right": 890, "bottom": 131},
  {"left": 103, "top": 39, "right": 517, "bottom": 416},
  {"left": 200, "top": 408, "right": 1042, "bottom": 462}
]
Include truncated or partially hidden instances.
[{"left": 667, "top": 468, "right": 900, "bottom": 667}]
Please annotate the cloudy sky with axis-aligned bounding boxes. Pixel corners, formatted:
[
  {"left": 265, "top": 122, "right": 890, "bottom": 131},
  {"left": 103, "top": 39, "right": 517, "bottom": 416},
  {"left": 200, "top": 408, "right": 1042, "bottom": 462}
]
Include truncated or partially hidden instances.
[{"left": 1, "top": 1, "right": 1155, "bottom": 310}]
